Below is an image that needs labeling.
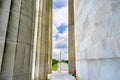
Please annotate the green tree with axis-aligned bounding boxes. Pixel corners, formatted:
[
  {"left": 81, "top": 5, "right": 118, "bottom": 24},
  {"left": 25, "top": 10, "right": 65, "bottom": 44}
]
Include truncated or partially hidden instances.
[{"left": 52, "top": 59, "right": 59, "bottom": 65}]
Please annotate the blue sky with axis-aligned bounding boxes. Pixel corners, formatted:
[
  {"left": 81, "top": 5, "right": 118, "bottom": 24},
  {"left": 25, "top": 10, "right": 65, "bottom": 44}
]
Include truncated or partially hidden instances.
[
  {"left": 53, "top": 0, "right": 67, "bottom": 8},
  {"left": 52, "top": 0, "right": 68, "bottom": 60},
  {"left": 57, "top": 24, "right": 67, "bottom": 33}
]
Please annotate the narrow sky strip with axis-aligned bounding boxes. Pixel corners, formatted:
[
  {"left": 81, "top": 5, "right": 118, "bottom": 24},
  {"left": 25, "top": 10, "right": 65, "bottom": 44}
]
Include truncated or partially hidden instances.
[{"left": 52, "top": 0, "right": 68, "bottom": 60}]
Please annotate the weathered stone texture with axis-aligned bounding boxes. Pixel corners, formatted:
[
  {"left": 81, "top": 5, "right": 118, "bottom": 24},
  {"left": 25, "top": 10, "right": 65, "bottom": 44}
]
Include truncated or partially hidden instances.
[
  {"left": 48, "top": 0, "right": 52, "bottom": 74},
  {"left": 74, "top": 0, "right": 120, "bottom": 80},
  {"left": 0, "top": 0, "right": 12, "bottom": 71},
  {"left": 68, "top": 0, "right": 76, "bottom": 74},
  {"left": 0, "top": 0, "right": 35, "bottom": 80},
  {"left": 0, "top": 0, "right": 52, "bottom": 80},
  {"left": 32, "top": 0, "right": 52, "bottom": 80}
]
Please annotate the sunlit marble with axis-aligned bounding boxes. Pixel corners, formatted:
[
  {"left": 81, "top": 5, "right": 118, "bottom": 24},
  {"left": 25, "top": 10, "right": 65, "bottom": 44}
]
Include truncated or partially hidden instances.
[{"left": 74, "top": 0, "right": 120, "bottom": 80}]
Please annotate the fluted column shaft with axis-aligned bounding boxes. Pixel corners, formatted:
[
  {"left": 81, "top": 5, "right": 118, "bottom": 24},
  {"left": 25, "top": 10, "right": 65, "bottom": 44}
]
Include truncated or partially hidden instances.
[
  {"left": 68, "top": 0, "right": 76, "bottom": 74},
  {"left": 48, "top": 0, "right": 52, "bottom": 74},
  {"left": 0, "top": 0, "right": 12, "bottom": 71},
  {"left": 0, "top": 0, "right": 36, "bottom": 80},
  {"left": 33, "top": 0, "right": 52, "bottom": 80}
]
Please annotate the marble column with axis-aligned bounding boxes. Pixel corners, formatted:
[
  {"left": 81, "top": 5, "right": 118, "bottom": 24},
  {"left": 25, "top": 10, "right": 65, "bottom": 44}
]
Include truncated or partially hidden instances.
[
  {"left": 39, "top": 0, "right": 52, "bottom": 79},
  {"left": 33, "top": 0, "right": 43, "bottom": 79},
  {"left": 48, "top": 0, "right": 52, "bottom": 74},
  {"left": 0, "top": 0, "right": 36, "bottom": 80},
  {"left": 68, "top": 0, "right": 76, "bottom": 74},
  {"left": 32, "top": 0, "right": 52, "bottom": 80},
  {"left": 0, "top": 0, "right": 12, "bottom": 71}
]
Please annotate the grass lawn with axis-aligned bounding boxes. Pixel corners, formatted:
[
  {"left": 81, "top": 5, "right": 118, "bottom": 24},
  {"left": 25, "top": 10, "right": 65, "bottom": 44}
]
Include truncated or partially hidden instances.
[{"left": 52, "top": 63, "right": 58, "bottom": 71}]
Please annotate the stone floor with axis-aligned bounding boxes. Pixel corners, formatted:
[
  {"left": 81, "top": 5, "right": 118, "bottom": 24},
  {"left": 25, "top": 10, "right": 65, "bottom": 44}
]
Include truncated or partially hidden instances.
[{"left": 48, "top": 71, "right": 76, "bottom": 80}]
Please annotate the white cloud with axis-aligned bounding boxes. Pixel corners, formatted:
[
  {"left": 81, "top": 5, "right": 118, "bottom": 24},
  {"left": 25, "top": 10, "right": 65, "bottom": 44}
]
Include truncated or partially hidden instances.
[
  {"left": 58, "top": 28, "right": 68, "bottom": 41},
  {"left": 53, "top": 27, "right": 68, "bottom": 48},
  {"left": 52, "top": 28, "right": 68, "bottom": 60},
  {"left": 52, "top": 25, "right": 58, "bottom": 37},
  {"left": 53, "top": 0, "right": 67, "bottom": 3},
  {"left": 53, "top": 4, "right": 68, "bottom": 27}
]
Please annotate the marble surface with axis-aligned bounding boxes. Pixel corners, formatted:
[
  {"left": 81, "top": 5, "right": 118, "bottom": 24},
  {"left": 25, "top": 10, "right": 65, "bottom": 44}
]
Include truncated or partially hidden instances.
[
  {"left": 0, "top": 0, "right": 35, "bottom": 80},
  {"left": 57, "top": 63, "right": 68, "bottom": 71},
  {"left": 68, "top": 0, "right": 76, "bottom": 74},
  {"left": 49, "top": 71, "right": 76, "bottom": 80},
  {"left": 0, "top": 0, "right": 52, "bottom": 80},
  {"left": 0, "top": 0, "right": 11, "bottom": 71},
  {"left": 74, "top": 0, "right": 120, "bottom": 80}
]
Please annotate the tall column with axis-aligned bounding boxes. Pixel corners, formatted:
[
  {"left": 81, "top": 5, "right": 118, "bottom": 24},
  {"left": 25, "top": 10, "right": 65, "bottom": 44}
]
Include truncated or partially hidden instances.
[
  {"left": 38, "top": 0, "right": 49, "bottom": 79},
  {"left": 38, "top": 0, "right": 52, "bottom": 79},
  {"left": 33, "top": 0, "right": 43, "bottom": 79},
  {"left": 32, "top": 0, "right": 52, "bottom": 80},
  {"left": 48, "top": 0, "right": 52, "bottom": 74},
  {"left": 0, "top": 0, "right": 12, "bottom": 71},
  {"left": 68, "top": 0, "right": 76, "bottom": 74},
  {"left": 0, "top": 0, "right": 36, "bottom": 80}
]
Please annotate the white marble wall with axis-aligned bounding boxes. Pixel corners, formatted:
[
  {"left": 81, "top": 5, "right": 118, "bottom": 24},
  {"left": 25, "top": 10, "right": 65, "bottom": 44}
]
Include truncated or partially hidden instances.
[{"left": 74, "top": 0, "right": 120, "bottom": 80}]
